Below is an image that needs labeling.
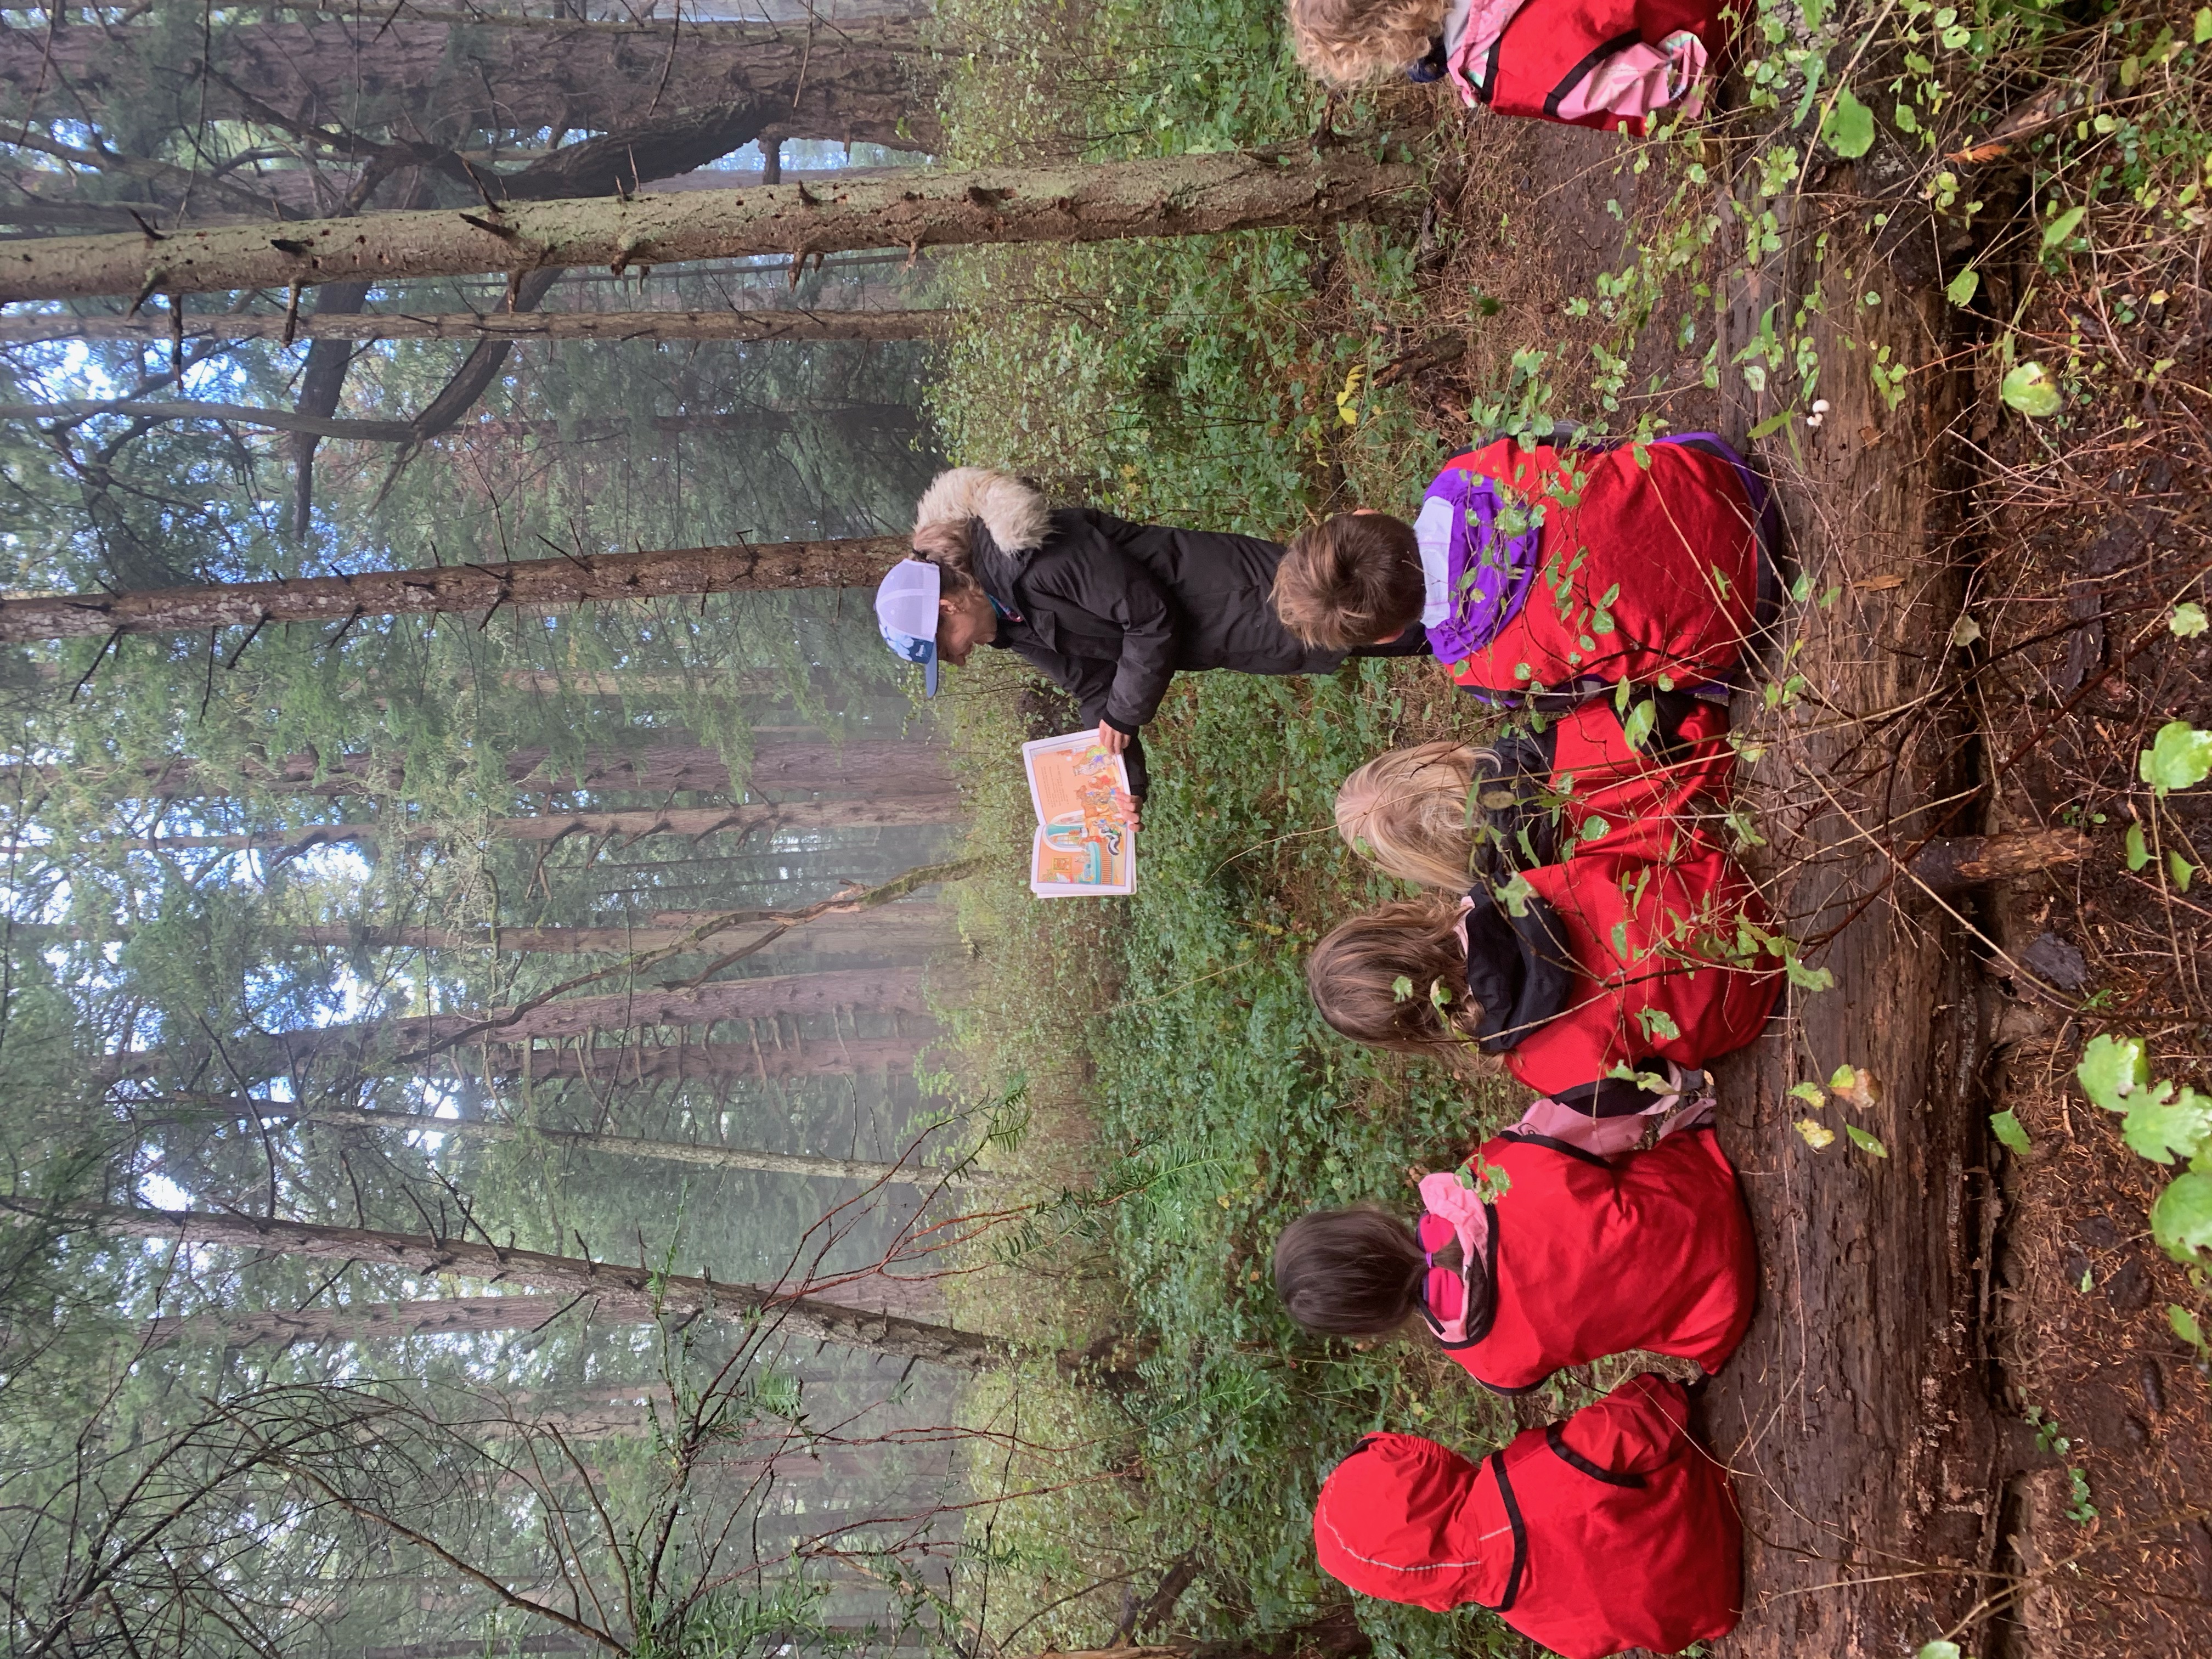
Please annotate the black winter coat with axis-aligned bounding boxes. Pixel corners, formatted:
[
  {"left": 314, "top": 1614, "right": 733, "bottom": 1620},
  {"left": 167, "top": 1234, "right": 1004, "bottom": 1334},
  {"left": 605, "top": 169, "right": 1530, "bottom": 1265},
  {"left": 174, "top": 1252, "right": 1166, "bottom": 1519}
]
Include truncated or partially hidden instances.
[{"left": 972, "top": 507, "right": 1354, "bottom": 795}]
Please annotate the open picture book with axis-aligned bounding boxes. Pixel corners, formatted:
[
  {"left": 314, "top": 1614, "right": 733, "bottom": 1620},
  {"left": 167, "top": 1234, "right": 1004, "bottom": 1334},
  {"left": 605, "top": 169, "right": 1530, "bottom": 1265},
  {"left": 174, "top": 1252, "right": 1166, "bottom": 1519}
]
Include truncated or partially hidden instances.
[{"left": 1021, "top": 730, "right": 1137, "bottom": 898}]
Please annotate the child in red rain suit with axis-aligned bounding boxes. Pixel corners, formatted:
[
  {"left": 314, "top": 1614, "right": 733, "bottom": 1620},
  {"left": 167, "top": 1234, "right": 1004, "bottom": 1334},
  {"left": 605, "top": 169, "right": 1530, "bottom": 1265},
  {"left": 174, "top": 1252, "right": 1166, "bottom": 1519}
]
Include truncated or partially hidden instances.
[
  {"left": 1288, "top": 0, "right": 1735, "bottom": 138},
  {"left": 1305, "top": 816, "right": 1780, "bottom": 1097},
  {"left": 1312, "top": 1374, "right": 1743, "bottom": 1659},
  {"left": 1333, "top": 687, "right": 1739, "bottom": 894},
  {"left": 1274, "top": 434, "right": 1775, "bottom": 708},
  {"left": 1274, "top": 1086, "right": 1756, "bottom": 1393}
]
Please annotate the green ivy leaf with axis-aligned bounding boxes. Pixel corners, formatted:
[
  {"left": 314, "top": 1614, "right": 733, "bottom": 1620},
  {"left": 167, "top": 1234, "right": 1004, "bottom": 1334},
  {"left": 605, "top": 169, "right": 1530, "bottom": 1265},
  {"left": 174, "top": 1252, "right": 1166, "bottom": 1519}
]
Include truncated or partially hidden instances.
[
  {"left": 2169, "top": 1302, "right": 2208, "bottom": 1353},
  {"left": 1944, "top": 268, "right": 1980, "bottom": 308},
  {"left": 1390, "top": 974, "right": 1414, "bottom": 1003},
  {"left": 2042, "top": 205, "right": 2087, "bottom": 249},
  {"left": 1916, "top": 1643, "right": 1963, "bottom": 1659},
  {"left": 2140, "top": 720, "right": 2212, "bottom": 795},
  {"left": 1790, "top": 1081, "right": 1826, "bottom": 1107},
  {"left": 2000, "top": 361, "right": 2063, "bottom": 417},
  {"left": 1845, "top": 1124, "right": 1889, "bottom": 1158},
  {"left": 1990, "top": 1109, "right": 2032, "bottom": 1155},
  {"left": 1494, "top": 871, "right": 1536, "bottom": 919},
  {"left": 2170, "top": 601, "right": 2208, "bottom": 638},
  {"left": 2119, "top": 1085, "right": 2212, "bottom": 1167},
  {"left": 2078, "top": 1033, "right": 2149, "bottom": 1111},
  {"left": 2126, "top": 822, "right": 2151, "bottom": 871},
  {"left": 1621, "top": 698, "right": 1657, "bottom": 752},
  {"left": 1787, "top": 955, "right": 1836, "bottom": 991},
  {"left": 2172, "top": 850, "right": 2198, "bottom": 892},
  {"left": 1637, "top": 1006, "right": 1682, "bottom": 1041},
  {"left": 2151, "top": 1171, "right": 2212, "bottom": 1262},
  {"left": 1822, "top": 88, "right": 1876, "bottom": 158}
]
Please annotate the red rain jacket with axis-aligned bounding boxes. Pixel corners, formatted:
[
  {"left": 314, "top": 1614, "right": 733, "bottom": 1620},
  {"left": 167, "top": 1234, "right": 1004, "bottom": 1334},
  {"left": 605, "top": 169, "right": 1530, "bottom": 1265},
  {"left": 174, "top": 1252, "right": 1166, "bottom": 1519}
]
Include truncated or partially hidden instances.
[
  {"left": 1312, "top": 1374, "right": 1742, "bottom": 1658},
  {"left": 1443, "top": 1128, "right": 1755, "bottom": 1393},
  {"left": 1545, "top": 693, "right": 1735, "bottom": 859},
  {"left": 1482, "top": 831, "right": 1779, "bottom": 1096},
  {"left": 1440, "top": 438, "right": 1761, "bottom": 701}
]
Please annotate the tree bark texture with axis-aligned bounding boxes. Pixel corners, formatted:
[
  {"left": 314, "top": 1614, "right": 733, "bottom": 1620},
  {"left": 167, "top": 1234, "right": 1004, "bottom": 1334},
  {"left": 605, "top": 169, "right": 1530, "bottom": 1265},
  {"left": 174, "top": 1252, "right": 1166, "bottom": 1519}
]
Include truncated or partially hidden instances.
[
  {"left": 280, "top": 911, "right": 951, "bottom": 956},
  {"left": 258, "top": 1105, "right": 986, "bottom": 1184},
  {"left": 98, "top": 1206, "right": 1007, "bottom": 1368},
  {"left": 1906, "top": 828, "right": 2095, "bottom": 894},
  {"left": 9, "top": 738, "right": 955, "bottom": 806},
  {"left": 0, "top": 537, "right": 909, "bottom": 642},
  {"left": 0, "top": 18, "right": 940, "bottom": 154},
  {"left": 100, "top": 964, "right": 929, "bottom": 1083},
  {"left": 0, "top": 308, "right": 953, "bottom": 346},
  {"left": 97, "top": 800, "right": 963, "bottom": 854},
  {"left": 503, "top": 1034, "right": 927, "bottom": 1085},
  {"left": 0, "top": 151, "right": 1419, "bottom": 305}
]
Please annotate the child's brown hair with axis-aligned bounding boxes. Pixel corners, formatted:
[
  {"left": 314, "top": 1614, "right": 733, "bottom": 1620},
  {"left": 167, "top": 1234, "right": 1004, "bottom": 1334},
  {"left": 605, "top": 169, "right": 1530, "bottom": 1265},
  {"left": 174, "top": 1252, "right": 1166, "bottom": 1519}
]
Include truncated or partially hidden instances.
[
  {"left": 1306, "top": 894, "right": 1492, "bottom": 1073},
  {"left": 1284, "top": 0, "right": 1448, "bottom": 87},
  {"left": 1275, "top": 1205, "right": 1474, "bottom": 1335},
  {"left": 1273, "top": 511, "right": 1425, "bottom": 650}
]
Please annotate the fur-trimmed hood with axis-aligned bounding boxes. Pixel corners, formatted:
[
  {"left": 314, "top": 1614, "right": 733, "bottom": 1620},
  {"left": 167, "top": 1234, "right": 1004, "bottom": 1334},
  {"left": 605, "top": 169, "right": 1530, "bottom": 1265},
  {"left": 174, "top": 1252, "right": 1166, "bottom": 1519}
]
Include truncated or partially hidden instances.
[{"left": 912, "top": 467, "right": 1051, "bottom": 556}]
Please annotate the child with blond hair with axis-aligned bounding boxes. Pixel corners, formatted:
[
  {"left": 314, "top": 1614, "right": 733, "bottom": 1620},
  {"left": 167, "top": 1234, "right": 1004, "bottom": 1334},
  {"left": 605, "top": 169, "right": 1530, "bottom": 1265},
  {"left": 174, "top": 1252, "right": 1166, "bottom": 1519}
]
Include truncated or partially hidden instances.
[{"left": 1334, "top": 689, "right": 1736, "bottom": 894}]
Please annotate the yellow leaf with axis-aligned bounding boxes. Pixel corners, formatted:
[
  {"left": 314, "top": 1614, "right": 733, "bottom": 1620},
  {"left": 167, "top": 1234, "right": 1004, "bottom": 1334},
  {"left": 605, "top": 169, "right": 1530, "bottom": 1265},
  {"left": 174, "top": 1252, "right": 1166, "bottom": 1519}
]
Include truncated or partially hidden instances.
[{"left": 1796, "top": 1119, "right": 1837, "bottom": 1150}]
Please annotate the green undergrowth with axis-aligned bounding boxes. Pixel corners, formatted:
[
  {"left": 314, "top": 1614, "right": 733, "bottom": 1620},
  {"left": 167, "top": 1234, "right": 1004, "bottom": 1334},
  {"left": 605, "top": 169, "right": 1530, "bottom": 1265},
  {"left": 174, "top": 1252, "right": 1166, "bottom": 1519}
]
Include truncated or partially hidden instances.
[
  {"left": 933, "top": 655, "right": 1533, "bottom": 1659},
  {"left": 926, "top": 0, "right": 1447, "bottom": 526}
]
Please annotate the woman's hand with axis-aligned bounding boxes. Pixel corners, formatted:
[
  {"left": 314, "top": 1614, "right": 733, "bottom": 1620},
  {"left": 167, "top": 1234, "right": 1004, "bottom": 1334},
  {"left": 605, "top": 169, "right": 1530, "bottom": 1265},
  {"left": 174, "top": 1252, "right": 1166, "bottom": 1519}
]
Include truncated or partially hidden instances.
[
  {"left": 1095, "top": 721, "right": 1129, "bottom": 755},
  {"left": 1112, "top": 790, "right": 1144, "bottom": 833}
]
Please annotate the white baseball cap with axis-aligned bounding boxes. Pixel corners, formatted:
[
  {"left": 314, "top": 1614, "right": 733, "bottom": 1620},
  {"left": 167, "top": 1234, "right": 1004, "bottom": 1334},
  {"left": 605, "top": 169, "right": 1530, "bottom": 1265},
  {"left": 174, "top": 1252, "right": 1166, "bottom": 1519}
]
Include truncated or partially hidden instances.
[{"left": 874, "top": 557, "right": 942, "bottom": 695}]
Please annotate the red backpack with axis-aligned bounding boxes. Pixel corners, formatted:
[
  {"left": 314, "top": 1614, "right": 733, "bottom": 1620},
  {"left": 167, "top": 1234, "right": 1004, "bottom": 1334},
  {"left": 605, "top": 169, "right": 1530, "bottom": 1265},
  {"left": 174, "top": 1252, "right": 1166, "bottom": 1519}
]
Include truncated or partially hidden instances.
[
  {"left": 1480, "top": 836, "right": 1781, "bottom": 1094},
  {"left": 1427, "top": 435, "right": 1769, "bottom": 704},
  {"left": 1449, "top": 0, "right": 1733, "bottom": 134},
  {"left": 1420, "top": 1129, "right": 1756, "bottom": 1393},
  {"left": 1313, "top": 1375, "right": 1743, "bottom": 1657}
]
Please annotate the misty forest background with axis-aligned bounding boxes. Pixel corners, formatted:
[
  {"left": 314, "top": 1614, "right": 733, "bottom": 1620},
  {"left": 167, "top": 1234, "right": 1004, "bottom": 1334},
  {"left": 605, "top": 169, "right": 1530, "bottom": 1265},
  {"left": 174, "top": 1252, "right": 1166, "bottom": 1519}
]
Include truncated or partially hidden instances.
[{"left": 0, "top": 2, "right": 1481, "bottom": 1658}]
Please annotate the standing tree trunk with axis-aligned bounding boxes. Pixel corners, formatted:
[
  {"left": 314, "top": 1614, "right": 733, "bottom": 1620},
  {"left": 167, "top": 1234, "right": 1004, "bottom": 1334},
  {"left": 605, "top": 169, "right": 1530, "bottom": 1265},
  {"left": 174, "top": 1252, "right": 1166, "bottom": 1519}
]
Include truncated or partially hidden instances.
[
  {"left": 87, "top": 1206, "right": 1009, "bottom": 1369},
  {"left": 100, "top": 964, "right": 930, "bottom": 1084},
  {"left": 147, "top": 1101, "right": 985, "bottom": 1186},
  {"left": 7, "top": 738, "right": 953, "bottom": 803},
  {"left": 0, "top": 151, "right": 1419, "bottom": 306},
  {"left": 499, "top": 1034, "right": 927, "bottom": 1085},
  {"left": 95, "top": 801, "right": 963, "bottom": 855},
  {"left": 0, "top": 309, "right": 954, "bottom": 346},
  {"left": 0, "top": 17, "right": 943, "bottom": 154},
  {"left": 0, "top": 535, "right": 909, "bottom": 641},
  {"left": 277, "top": 913, "right": 951, "bottom": 956}
]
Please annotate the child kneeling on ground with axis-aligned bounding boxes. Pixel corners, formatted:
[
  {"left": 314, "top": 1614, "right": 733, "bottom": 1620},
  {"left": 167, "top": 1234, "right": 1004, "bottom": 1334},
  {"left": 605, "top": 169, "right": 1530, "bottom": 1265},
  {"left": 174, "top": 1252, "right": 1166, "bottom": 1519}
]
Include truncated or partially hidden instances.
[
  {"left": 876, "top": 467, "right": 1425, "bottom": 815},
  {"left": 1274, "top": 1086, "right": 1754, "bottom": 1393},
  {"left": 1274, "top": 434, "right": 1776, "bottom": 707},
  {"left": 1288, "top": 0, "right": 1734, "bottom": 137},
  {"left": 1306, "top": 810, "right": 1781, "bottom": 1096},
  {"left": 1312, "top": 1373, "right": 1742, "bottom": 1659},
  {"left": 1334, "top": 689, "right": 1737, "bottom": 890}
]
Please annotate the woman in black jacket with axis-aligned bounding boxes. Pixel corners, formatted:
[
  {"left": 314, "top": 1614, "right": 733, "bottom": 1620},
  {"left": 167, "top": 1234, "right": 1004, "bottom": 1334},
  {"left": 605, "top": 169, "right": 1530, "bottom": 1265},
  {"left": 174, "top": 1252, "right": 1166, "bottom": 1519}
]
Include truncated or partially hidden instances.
[{"left": 887, "top": 469, "right": 1415, "bottom": 803}]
